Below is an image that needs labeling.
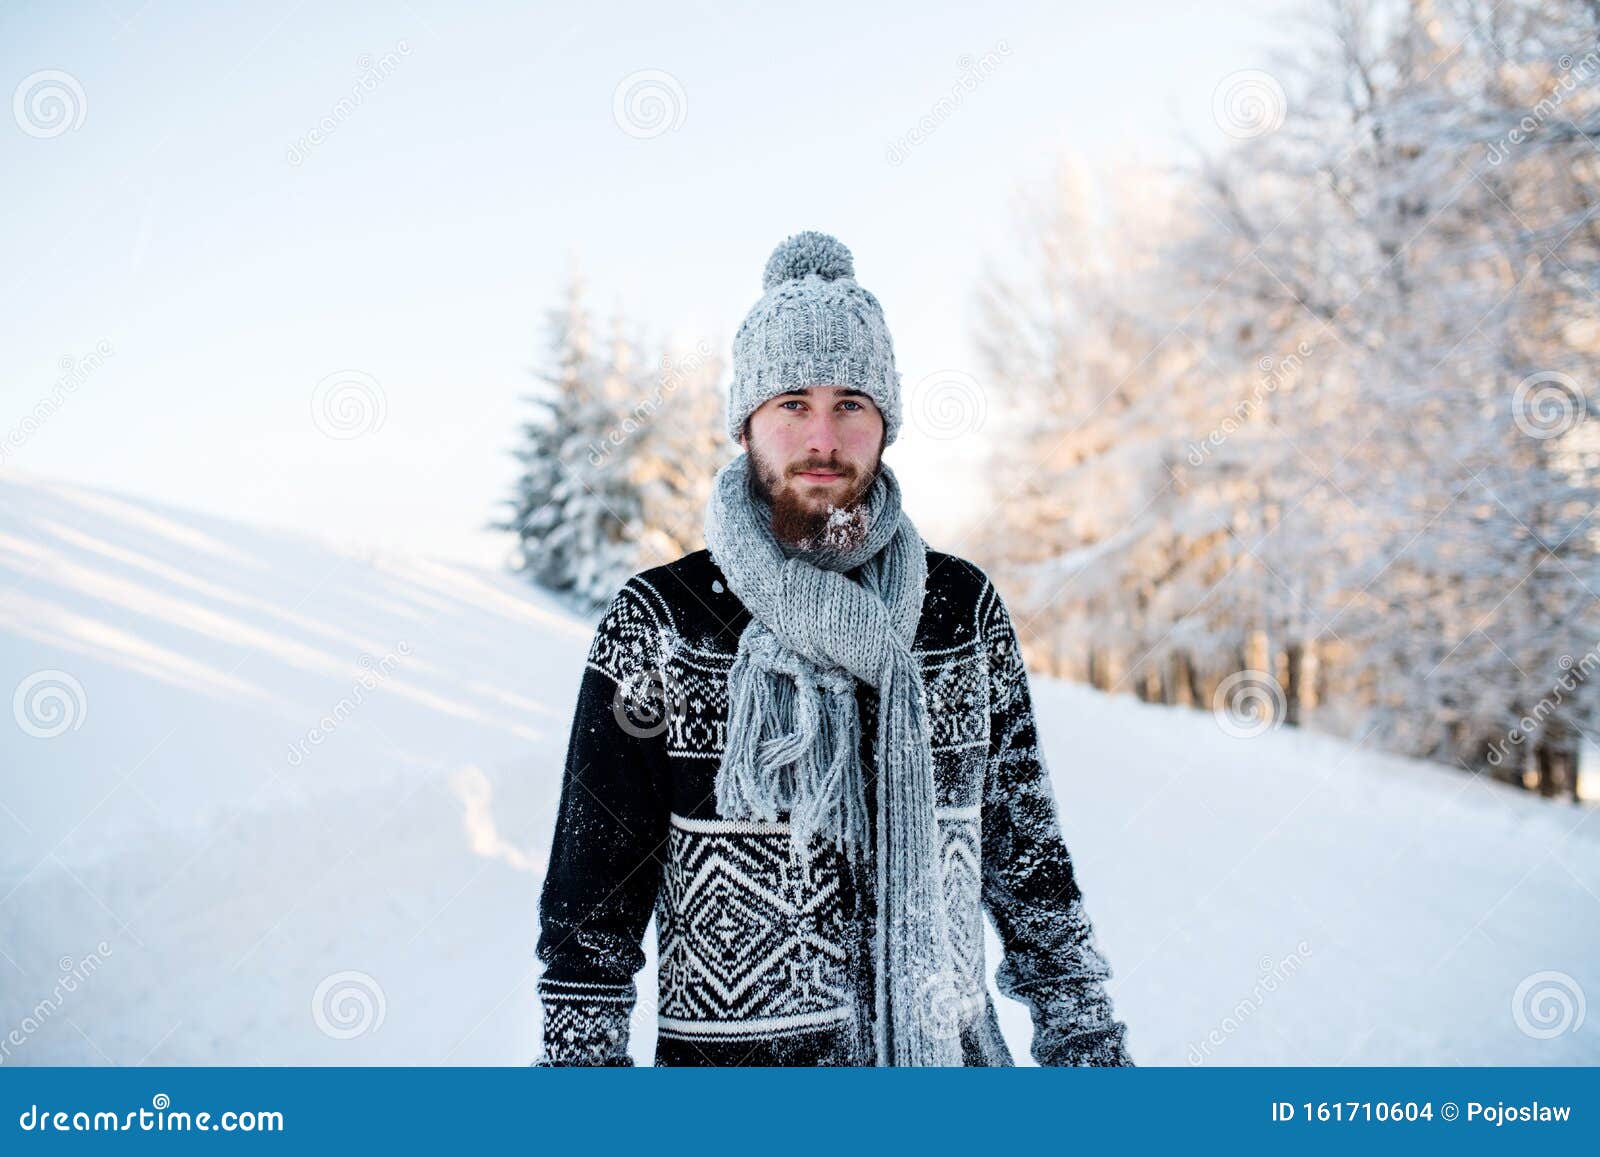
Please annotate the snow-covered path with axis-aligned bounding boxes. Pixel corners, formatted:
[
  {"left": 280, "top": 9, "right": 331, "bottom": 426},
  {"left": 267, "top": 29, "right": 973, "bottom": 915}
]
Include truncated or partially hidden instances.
[{"left": 1, "top": 472, "right": 1595, "bottom": 1065}]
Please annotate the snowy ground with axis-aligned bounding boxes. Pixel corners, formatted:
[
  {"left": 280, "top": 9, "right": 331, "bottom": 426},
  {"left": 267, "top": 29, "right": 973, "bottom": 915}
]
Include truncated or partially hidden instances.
[{"left": 1, "top": 471, "right": 1596, "bottom": 1066}]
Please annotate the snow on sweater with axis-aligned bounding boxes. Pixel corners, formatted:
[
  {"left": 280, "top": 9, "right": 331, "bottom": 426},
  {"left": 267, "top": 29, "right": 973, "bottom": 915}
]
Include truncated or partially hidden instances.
[{"left": 533, "top": 546, "right": 1134, "bottom": 1066}]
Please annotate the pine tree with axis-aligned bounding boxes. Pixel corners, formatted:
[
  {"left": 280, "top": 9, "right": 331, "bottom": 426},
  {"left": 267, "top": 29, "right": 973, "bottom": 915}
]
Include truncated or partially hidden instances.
[
  {"left": 496, "top": 273, "right": 736, "bottom": 613},
  {"left": 495, "top": 273, "right": 644, "bottom": 612}
]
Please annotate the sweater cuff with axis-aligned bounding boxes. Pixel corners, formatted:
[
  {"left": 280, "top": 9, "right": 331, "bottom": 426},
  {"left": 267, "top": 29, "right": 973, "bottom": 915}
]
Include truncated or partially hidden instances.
[
  {"left": 1008, "top": 974, "right": 1134, "bottom": 1066},
  {"left": 534, "top": 978, "right": 638, "bottom": 1066}
]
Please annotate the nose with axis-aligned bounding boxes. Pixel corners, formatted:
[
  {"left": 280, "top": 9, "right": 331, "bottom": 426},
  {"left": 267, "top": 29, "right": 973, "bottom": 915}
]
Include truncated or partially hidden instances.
[{"left": 802, "top": 407, "right": 843, "bottom": 459}]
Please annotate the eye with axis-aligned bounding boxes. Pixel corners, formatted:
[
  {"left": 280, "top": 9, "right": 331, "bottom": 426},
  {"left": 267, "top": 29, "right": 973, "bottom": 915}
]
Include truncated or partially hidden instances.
[
  {"left": 780, "top": 399, "right": 805, "bottom": 411},
  {"left": 840, "top": 400, "right": 863, "bottom": 411}
]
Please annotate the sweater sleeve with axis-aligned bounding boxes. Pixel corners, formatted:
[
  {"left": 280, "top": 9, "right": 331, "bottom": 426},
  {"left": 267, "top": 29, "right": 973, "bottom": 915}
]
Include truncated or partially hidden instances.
[
  {"left": 533, "top": 578, "right": 673, "bottom": 1066},
  {"left": 979, "top": 582, "right": 1135, "bottom": 1067}
]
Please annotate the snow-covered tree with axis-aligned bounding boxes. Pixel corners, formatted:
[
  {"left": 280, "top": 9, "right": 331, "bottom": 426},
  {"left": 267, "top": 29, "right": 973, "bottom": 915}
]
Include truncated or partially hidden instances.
[
  {"left": 496, "top": 271, "right": 735, "bottom": 613},
  {"left": 968, "top": 0, "right": 1600, "bottom": 798},
  {"left": 496, "top": 274, "right": 645, "bottom": 612},
  {"left": 626, "top": 337, "right": 733, "bottom": 567}
]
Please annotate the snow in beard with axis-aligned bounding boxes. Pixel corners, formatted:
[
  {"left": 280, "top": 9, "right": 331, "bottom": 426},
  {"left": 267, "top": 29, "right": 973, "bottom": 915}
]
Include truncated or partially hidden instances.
[{"left": 794, "top": 498, "right": 872, "bottom": 554}]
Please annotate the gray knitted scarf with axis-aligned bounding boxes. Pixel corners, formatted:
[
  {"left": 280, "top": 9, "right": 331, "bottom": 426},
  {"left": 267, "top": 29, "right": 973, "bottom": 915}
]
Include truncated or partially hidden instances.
[{"left": 703, "top": 452, "right": 961, "bottom": 1066}]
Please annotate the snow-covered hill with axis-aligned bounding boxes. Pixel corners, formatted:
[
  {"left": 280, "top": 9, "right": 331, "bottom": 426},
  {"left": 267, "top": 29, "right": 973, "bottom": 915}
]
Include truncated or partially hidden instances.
[{"left": 1, "top": 472, "right": 1596, "bottom": 1065}]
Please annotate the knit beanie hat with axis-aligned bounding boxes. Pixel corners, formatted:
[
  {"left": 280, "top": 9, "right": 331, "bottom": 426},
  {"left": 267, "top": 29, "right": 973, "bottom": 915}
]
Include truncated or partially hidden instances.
[{"left": 726, "top": 230, "right": 903, "bottom": 446}]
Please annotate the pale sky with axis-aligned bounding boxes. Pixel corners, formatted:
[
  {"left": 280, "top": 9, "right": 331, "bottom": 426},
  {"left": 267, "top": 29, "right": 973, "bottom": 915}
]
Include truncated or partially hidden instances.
[{"left": 3, "top": 0, "right": 1293, "bottom": 569}]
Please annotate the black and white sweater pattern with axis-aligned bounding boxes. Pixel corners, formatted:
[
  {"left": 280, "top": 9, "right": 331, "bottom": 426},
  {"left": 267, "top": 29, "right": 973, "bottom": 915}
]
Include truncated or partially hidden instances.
[{"left": 533, "top": 547, "right": 1134, "bottom": 1067}]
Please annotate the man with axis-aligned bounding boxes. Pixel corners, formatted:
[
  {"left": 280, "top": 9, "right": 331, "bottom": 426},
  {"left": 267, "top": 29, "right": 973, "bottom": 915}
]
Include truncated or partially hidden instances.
[{"left": 533, "top": 231, "right": 1133, "bottom": 1067}]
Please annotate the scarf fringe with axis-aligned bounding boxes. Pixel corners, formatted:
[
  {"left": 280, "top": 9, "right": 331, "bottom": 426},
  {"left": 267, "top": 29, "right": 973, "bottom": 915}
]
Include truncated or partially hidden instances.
[
  {"left": 716, "top": 641, "right": 869, "bottom": 863},
  {"left": 876, "top": 646, "right": 959, "bottom": 1064}
]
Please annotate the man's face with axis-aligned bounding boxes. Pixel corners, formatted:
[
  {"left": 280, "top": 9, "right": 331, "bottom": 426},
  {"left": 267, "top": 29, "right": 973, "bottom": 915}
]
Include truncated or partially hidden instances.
[{"left": 739, "top": 385, "right": 887, "bottom": 550}]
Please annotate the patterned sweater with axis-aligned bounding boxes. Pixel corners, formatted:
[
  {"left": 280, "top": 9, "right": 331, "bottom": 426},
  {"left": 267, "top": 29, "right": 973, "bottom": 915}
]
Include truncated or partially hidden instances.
[{"left": 533, "top": 547, "right": 1134, "bottom": 1066}]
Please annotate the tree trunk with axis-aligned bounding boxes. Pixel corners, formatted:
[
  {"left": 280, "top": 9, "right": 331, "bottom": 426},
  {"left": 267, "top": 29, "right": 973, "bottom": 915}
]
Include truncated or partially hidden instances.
[
  {"left": 1535, "top": 741, "right": 1579, "bottom": 801},
  {"left": 1284, "top": 642, "right": 1304, "bottom": 727},
  {"left": 1169, "top": 651, "right": 1197, "bottom": 707}
]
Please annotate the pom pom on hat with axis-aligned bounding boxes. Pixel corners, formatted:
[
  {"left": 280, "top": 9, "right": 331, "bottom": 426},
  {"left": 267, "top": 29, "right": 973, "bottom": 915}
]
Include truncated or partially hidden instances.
[{"left": 762, "top": 231, "right": 855, "bottom": 291}]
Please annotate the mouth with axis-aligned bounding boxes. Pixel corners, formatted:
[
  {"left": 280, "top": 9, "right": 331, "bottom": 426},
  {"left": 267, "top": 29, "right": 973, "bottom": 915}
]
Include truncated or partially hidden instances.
[{"left": 794, "top": 468, "right": 846, "bottom": 483}]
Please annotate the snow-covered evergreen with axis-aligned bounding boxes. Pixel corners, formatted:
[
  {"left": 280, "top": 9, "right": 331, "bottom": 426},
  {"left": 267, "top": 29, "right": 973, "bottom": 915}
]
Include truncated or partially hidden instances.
[{"left": 495, "top": 270, "right": 733, "bottom": 613}]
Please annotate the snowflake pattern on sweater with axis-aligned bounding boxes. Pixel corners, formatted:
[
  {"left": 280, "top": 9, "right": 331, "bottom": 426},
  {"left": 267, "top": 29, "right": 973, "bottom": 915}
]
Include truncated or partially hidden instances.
[{"left": 533, "top": 548, "right": 1133, "bottom": 1066}]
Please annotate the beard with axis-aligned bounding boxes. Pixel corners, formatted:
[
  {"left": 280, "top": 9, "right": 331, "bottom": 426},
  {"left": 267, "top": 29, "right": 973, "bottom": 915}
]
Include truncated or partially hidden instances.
[{"left": 747, "top": 441, "right": 880, "bottom": 554}]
